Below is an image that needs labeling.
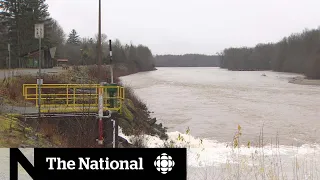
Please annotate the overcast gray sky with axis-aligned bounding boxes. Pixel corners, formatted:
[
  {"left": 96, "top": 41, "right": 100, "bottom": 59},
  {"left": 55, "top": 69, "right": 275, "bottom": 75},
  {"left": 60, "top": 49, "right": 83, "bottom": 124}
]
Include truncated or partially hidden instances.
[{"left": 46, "top": 0, "right": 320, "bottom": 55}]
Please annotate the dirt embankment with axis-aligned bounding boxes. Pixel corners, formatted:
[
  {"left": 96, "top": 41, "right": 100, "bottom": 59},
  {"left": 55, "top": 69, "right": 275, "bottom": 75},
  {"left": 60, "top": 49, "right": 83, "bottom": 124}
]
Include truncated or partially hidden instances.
[
  {"left": 0, "top": 65, "right": 165, "bottom": 148},
  {"left": 288, "top": 76, "right": 320, "bottom": 86}
]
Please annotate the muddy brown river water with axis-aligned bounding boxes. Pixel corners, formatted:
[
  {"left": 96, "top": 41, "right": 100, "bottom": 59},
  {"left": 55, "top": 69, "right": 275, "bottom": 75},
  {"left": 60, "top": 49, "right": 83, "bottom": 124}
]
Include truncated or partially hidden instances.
[{"left": 120, "top": 67, "right": 320, "bottom": 146}]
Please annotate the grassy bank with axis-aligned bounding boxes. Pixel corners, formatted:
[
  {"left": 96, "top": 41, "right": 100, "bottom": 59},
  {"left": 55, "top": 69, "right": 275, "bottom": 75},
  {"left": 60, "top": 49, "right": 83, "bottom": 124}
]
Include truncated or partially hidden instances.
[
  {"left": 0, "top": 65, "right": 166, "bottom": 148},
  {"left": 0, "top": 114, "right": 62, "bottom": 147}
]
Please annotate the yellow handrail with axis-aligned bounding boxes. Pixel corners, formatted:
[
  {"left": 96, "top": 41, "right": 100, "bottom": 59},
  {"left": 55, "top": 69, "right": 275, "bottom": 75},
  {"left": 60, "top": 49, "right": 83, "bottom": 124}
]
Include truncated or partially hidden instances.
[{"left": 23, "top": 84, "right": 125, "bottom": 113}]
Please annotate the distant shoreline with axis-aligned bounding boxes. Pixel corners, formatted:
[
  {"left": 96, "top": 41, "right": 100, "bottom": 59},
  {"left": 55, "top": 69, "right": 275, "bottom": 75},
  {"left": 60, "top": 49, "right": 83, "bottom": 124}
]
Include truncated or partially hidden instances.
[{"left": 288, "top": 76, "right": 320, "bottom": 86}]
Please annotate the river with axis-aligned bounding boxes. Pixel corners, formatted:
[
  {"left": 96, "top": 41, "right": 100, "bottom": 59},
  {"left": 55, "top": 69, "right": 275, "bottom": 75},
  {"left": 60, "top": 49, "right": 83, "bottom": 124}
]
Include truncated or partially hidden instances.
[
  {"left": 120, "top": 67, "right": 320, "bottom": 179},
  {"left": 1, "top": 67, "right": 320, "bottom": 180}
]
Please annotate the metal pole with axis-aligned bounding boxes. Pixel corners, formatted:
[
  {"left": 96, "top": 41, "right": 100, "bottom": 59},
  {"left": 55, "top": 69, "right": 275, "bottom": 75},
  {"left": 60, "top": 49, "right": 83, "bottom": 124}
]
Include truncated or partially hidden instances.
[
  {"left": 38, "top": 36, "right": 41, "bottom": 118},
  {"left": 110, "top": 66, "right": 114, "bottom": 84},
  {"left": 109, "top": 40, "right": 114, "bottom": 84},
  {"left": 112, "top": 119, "right": 115, "bottom": 148},
  {"left": 97, "top": 84, "right": 104, "bottom": 145}
]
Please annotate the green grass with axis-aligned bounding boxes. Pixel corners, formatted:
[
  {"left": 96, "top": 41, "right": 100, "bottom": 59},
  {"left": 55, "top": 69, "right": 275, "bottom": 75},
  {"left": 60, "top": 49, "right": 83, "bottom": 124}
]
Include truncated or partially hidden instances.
[
  {"left": 122, "top": 103, "right": 134, "bottom": 121},
  {"left": 0, "top": 114, "right": 57, "bottom": 147}
]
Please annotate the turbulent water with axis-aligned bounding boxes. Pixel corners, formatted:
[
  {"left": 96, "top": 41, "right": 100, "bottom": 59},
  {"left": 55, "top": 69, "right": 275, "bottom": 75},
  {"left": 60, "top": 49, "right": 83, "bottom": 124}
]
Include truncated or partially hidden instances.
[
  {"left": 120, "top": 67, "right": 320, "bottom": 179},
  {"left": 1, "top": 67, "right": 319, "bottom": 180}
]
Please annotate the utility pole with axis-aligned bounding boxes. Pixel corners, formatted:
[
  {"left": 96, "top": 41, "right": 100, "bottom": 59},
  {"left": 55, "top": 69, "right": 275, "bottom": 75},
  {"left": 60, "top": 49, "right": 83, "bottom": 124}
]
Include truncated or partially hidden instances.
[
  {"left": 97, "top": 0, "right": 104, "bottom": 146},
  {"left": 108, "top": 40, "right": 118, "bottom": 148},
  {"left": 98, "top": 0, "right": 102, "bottom": 82}
]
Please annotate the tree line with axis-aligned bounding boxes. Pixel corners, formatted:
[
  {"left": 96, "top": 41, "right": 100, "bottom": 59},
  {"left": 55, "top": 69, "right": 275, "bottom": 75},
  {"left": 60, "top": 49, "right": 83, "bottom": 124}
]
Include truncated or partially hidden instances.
[
  {"left": 64, "top": 29, "right": 155, "bottom": 72},
  {"left": 155, "top": 54, "right": 220, "bottom": 67},
  {"left": 0, "top": 0, "right": 156, "bottom": 72},
  {"left": 219, "top": 28, "right": 320, "bottom": 79}
]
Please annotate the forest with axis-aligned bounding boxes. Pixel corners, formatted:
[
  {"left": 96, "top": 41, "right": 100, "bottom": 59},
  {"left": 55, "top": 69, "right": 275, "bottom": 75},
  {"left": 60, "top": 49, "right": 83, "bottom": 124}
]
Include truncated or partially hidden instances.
[
  {"left": 0, "top": 0, "right": 156, "bottom": 72},
  {"left": 155, "top": 54, "right": 220, "bottom": 67},
  {"left": 219, "top": 28, "right": 320, "bottom": 79}
]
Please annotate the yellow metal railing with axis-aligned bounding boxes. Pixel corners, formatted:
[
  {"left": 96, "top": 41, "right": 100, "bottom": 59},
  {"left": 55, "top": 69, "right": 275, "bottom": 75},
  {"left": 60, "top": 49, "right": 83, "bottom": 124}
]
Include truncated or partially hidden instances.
[{"left": 23, "top": 84, "right": 125, "bottom": 113}]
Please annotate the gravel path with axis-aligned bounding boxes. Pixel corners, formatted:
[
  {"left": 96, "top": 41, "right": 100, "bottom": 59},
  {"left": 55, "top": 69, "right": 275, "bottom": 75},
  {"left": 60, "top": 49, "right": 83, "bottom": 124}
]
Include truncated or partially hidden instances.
[
  {"left": 2, "top": 105, "right": 38, "bottom": 114},
  {"left": 0, "top": 67, "right": 64, "bottom": 80}
]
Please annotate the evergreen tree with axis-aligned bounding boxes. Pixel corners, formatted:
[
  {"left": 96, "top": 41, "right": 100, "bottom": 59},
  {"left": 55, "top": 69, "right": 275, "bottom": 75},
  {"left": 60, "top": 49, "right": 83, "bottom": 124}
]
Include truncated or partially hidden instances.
[
  {"left": 67, "top": 29, "right": 80, "bottom": 45},
  {"left": 0, "top": 0, "right": 51, "bottom": 68}
]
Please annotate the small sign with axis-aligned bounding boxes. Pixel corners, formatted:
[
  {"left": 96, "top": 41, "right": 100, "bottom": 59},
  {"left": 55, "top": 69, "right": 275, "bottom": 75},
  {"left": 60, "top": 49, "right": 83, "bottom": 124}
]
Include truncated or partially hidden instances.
[
  {"left": 49, "top": 47, "right": 57, "bottom": 58},
  {"left": 8, "top": 44, "right": 10, "bottom": 51},
  {"left": 37, "top": 79, "right": 43, "bottom": 85},
  {"left": 35, "top": 24, "right": 44, "bottom": 39}
]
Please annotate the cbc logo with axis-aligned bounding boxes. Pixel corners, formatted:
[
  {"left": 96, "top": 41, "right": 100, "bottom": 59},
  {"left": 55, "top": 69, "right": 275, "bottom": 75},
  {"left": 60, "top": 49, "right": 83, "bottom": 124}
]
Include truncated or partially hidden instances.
[{"left": 154, "top": 153, "right": 175, "bottom": 174}]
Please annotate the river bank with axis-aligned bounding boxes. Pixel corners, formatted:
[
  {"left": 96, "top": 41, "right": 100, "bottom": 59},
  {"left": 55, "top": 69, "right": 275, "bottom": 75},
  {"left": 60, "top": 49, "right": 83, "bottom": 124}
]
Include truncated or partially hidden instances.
[
  {"left": 0, "top": 65, "right": 166, "bottom": 148},
  {"left": 288, "top": 76, "right": 320, "bottom": 86}
]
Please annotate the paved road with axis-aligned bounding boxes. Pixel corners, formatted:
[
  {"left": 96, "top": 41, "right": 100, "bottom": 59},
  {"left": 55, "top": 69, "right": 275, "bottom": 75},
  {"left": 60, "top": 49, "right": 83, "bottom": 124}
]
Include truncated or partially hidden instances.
[
  {"left": 0, "top": 67, "right": 65, "bottom": 80},
  {"left": 2, "top": 105, "right": 38, "bottom": 114}
]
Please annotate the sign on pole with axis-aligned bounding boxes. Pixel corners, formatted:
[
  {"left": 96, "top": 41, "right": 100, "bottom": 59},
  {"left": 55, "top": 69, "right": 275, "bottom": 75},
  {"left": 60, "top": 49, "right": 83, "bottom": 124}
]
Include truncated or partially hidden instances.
[
  {"left": 37, "top": 79, "right": 43, "bottom": 85},
  {"left": 8, "top": 44, "right": 10, "bottom": 51},
  {"left": 35, "top": 23, "right": 44, "bottom": 117},
  {"left": 49, "top": 47, "right": 57, "bottom": 58},
  {"left": 35, "top": 24, "right": 44, "bottom": 39}
]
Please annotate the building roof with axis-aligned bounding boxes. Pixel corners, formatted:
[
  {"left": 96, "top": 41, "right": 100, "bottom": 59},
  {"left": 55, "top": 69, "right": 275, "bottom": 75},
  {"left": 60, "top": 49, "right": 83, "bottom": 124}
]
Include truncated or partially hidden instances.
[
  {"left": 56, "top": 59, "right": 68, "bottom": 62},
  {"left": 20, "top": 47, "right": 45, "bottom": 57}
]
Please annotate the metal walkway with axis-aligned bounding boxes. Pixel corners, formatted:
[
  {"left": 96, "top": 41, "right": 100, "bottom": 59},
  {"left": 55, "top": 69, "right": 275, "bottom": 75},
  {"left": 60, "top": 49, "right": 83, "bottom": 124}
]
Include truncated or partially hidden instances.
[
  {"left": 23, "top": 84, "right": 125, "bottom": 113},
  {"left": 21, "top": 112, "right": 98, "bottom": 119}
]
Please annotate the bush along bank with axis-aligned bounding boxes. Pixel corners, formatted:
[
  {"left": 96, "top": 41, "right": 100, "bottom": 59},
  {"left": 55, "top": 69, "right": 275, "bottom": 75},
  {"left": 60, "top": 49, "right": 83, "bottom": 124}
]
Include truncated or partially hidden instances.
[{"left": 0, "top": 65, "right": 167, "bottom": 148}]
